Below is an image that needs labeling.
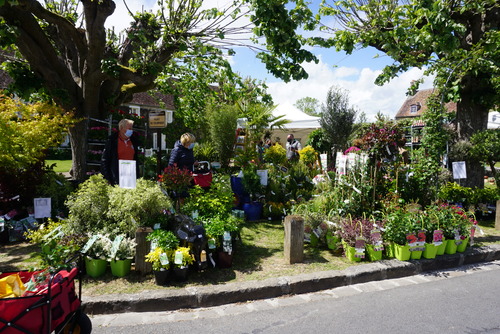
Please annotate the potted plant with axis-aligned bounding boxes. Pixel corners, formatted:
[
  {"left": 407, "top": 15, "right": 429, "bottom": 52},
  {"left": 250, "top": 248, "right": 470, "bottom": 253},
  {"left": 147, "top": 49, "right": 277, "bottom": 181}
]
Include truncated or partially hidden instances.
[
  {"left": 109, "top": 235, "right": 136, "bottom": 277},
  {"left": 339, "top": 216, "right": 369, "bottom": 262},
  {"left": 241, "top": 164, "right": 265, "bottom": 221},
  {"left": 382, "top": 210, "right": 414, "bottom": 261},
  {"left": 145, "top": 230, "right": 179, "bottom": 285},
  {"left": 172, "top": 246, "right": 194, "bottom": 281},
  {"left": 145, "top": 247, "right": 173, "bottom": 285},
  {"left": 81, "top": 234, "right": 112, "bottom": 278},
  {"left": 203, "top": 215, "right": 241, "bottom": 268}
]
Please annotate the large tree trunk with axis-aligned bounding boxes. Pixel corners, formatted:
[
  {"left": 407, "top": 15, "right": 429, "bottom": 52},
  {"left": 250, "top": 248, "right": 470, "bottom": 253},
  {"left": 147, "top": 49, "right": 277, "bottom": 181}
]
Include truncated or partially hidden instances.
[
  {"left": 455, "top": 76, "right": 490, "bottom": 188},
  {"left": 69, "top": 118, "right": 89, "bottom": 182}
]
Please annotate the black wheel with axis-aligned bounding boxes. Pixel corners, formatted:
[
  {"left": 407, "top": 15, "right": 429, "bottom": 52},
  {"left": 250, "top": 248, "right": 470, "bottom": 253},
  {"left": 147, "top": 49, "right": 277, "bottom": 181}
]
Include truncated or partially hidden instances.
[{"left": 60, "top": 311, "right": 92, "bottom": 334}]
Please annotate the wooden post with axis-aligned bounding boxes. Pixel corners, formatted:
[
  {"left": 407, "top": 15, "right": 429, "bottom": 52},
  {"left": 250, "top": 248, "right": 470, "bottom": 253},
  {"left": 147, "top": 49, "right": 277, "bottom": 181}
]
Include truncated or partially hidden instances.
[
  {"left": 135, "top": 227, "right": 153, "bottom": 274},
  {"left": 495, "top": 200, "right": 500, "bottom": 230},
  {"left": 284, "top": 215, "right": 304, "bottom": 264}
]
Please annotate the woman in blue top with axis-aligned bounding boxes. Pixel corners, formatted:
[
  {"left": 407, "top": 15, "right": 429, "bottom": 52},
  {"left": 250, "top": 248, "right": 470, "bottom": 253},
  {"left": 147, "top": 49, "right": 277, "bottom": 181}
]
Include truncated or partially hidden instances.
[{"left": 169, "top": 133, "right": 197, "bottom": 171}]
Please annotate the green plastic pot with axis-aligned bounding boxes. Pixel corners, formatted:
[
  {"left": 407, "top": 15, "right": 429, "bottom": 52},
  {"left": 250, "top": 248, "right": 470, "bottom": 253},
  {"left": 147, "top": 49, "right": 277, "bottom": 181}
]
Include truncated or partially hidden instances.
[
  {"left": 445, "top": 239, "right": 458, "bottom": 255},
  {"left": 326, "top": 235, "right": 340, "bottom": 250},
  {"left": 456, "top": 237, "right": 469, "bottom": 253},
  {"left": 436, "top": 238, "right": 446, "bottom": 255},
  {"left": 423, "top": 243, "right": 438, "bottom": 259},
  {"left": 85, "top": 258, "right": 107, "bottom": 278},
  {"left": 394, "top": 243, "right": 411, "bottom": 261},
  {"left": 385, "top": 243, "right": 395, "bottom": 258},
  {"left": 366, "top": 244, "right": 383, "bottom": 262},
  {"left": 110, "top": 259, "right": 132, "bottom": 277},
  {"left": 410, "top": 249, "right": 423, "bottom": 260},
  {"left": 342, "top": 242, "right": 362, "bottom": 262}
]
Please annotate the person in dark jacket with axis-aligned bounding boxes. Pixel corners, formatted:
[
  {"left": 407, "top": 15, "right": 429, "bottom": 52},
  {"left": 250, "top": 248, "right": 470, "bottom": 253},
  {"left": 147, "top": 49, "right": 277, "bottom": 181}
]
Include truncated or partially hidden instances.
[
  {"left": 168, "top": 133, "right": 197, "bottom": 171},
  {"left": 101, "top": 119, "right": 140, "bottom": 185}
]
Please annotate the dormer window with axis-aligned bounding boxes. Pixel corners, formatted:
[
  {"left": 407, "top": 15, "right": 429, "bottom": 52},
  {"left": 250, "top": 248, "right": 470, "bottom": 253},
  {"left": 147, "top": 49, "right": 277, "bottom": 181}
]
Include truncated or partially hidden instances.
[{"left": 410, "top": 103, "right": 420, "bottom": 113}]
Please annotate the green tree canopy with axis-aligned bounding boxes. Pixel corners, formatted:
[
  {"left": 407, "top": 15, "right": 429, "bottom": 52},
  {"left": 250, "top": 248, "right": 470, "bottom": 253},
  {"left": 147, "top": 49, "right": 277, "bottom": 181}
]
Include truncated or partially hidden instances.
[
  {"left": 320, "top": 86, "right": 358, "bottom": 157},
  {"left": 0, "top": 95, "right": 75, "bottom": 170},
  {"left": 304, "top": 0, "right": 500, "bottom": 187},
  {"left": 0, "top": 0, "right": 317, "bottom": 180},
  {"left": 294, "top": 97, "right": 320, "bottom": 116},
  {"left": 470, "top": 129, "right": 500, "bottom": 183}
]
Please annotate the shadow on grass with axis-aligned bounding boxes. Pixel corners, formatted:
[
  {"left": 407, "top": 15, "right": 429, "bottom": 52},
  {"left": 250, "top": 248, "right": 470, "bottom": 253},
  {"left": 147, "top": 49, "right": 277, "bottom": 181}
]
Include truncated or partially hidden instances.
[{"left": 0, "top": 242, "right": 40, "bottom": 272}]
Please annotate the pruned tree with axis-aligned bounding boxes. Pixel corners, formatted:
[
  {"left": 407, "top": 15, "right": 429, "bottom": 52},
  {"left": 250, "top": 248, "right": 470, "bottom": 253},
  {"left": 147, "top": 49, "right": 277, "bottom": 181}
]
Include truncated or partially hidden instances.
[
  {"left": 0, "top": 0, "right": 317, "bottom": 180},
  {"left": 294, "top": 97, "right": 320, "bottom": 116},
  {"left": 320, "top": 86, "right": 358, "bottom": 162}
]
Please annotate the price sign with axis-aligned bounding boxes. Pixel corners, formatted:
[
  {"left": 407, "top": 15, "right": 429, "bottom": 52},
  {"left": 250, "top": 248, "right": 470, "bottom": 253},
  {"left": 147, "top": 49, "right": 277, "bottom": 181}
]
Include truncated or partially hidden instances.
[{"left": 149, "top": 111, "right": 166, "bottom": 128}]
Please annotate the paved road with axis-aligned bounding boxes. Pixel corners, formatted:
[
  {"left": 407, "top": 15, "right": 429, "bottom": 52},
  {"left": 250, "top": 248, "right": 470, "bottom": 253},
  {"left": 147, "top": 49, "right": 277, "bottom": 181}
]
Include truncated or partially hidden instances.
[{"left": 90, "top": 260, "right": 500, "bottom": 334}]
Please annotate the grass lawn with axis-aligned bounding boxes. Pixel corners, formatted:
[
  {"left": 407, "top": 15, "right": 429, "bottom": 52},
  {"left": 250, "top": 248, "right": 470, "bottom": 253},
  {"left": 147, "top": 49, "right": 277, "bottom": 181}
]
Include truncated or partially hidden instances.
[{"left": 45, "top": 160, "right": 72, "bottom": 173}]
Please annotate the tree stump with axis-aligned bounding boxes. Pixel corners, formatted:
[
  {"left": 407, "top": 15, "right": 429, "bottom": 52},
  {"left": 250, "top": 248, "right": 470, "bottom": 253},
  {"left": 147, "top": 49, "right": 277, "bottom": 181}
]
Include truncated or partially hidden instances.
[
  {"left": 135, "top": 227, "right": 153, "bottom": 274},
  {"left": 284, "top": 215, "right": 304, "bottom": 264},
  {"left": 495, "top": 200, "right": 500, "bottom": 231}
]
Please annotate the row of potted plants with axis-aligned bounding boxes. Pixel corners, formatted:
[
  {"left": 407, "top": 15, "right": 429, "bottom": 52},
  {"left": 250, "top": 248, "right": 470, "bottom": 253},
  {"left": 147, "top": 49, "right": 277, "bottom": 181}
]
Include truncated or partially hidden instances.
[{"left": 334, "top": 203, "right": 477, "bottom": 262}]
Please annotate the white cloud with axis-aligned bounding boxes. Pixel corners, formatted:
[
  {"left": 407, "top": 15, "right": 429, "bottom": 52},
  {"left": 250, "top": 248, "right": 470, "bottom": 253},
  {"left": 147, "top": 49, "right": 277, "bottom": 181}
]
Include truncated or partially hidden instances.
[{"left": 267, "top": 58, "right": 434, "bottom": 122}]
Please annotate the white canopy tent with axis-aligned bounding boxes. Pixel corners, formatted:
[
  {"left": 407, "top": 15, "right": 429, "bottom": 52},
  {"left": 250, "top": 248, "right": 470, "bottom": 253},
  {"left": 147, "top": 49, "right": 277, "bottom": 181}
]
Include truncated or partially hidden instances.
[{"left": 270, "top": 103, "right": 321, "bottom": 146}]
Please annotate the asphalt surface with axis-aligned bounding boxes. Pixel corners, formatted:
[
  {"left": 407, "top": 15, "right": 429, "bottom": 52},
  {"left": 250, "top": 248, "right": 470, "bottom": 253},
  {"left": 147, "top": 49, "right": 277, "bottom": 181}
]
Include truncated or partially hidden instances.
[{"left": 82, "top": 243, "right": 500, "bottom": 316}]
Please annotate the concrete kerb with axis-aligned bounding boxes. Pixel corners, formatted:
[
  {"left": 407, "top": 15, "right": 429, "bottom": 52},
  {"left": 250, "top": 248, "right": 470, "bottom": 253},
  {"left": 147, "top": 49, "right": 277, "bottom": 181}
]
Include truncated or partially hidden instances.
[{"left": 83, "top": 244, "right": 500, "bottom": 315}]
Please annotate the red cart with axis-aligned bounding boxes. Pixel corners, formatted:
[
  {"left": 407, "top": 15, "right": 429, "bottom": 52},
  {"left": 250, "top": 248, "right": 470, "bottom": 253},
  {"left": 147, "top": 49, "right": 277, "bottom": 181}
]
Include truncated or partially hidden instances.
[
  {"left": 0, "top": 265, "right": 91, "bottom": 334},
  {"left": 193, "top": 161, "right": 213, "bottom": 189}
]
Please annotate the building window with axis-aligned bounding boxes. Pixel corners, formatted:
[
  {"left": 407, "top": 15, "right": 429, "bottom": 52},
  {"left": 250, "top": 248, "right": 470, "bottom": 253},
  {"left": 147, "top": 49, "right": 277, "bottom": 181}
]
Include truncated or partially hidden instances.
[
  {"left": 130, "top": 106, "right": 141, "bottom": 117},
  {"left": 410, "top": 104, "right": 418, "bottom": 113}
]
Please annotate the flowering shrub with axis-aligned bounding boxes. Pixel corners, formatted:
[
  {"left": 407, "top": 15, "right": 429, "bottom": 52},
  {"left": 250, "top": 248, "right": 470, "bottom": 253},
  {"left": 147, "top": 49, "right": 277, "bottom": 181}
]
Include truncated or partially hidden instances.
[
  {"left": 361, "top": 123, "right": 406, "bottom": 160},
  {"left": 88, "top": 126, "right": 109, "bottom": 141},
  {"left": 298, "top": 145, "right": 318, "bottom": 167},
  {"left": 158, "top": 165, "right": 193, "bottom": 194}
]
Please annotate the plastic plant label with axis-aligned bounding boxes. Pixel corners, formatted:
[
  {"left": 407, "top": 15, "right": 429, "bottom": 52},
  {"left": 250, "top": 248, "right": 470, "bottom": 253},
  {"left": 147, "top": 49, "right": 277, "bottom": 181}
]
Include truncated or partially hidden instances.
[
  {"left": 415, "top": 230, "right": 426, "bottom": 251},
  {"left": 110, "top": 235, "right": 124, "bottom": 260},
  {"left": 200, "top": 250, "right": 207, "bottom": 262},
  {"left": 433, "top": 230, "right": 443, "bottom": 246},
  {"left": 406, "top": 232, "right": 418, "bottom": 251},
  {"left": 313, "top": 227, "right": 322, "bottom": 238},
  {"left": 223, "top": 231, "right": 231, "bottom": 241},
  {"left": 371, "top": 228, "right": 384, "bottom": 251},
  {"left": 81, "top": 235, "right": 99, "bottom": 254},
  {"left": 208, "top": 238, "right": 216, "bottom": 249},
  {"left": 304, "top": 232, "right": 311, "bottom": 243},
  {"left": 354, "top": 237, "right": 366, "bottom": 259},
  {"left": 153, "top": 223, "right": 161, "bottom": 230},
  {"left": 150, "top": 241, "right": 158, "bottom": 251},
  {"left": 174, "top": 251, "right": 183, "bottom": 265},
  {"left": 453, "top": 229, "right": 462, "bottom": 245},
  {"left": 160, "top": 252, "right": 169, "bottom": 266}
]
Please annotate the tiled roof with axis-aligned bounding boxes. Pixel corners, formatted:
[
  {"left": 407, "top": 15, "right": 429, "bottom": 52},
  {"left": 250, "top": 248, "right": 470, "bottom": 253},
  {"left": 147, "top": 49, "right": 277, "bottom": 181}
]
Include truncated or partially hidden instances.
[
  {"left": 395, "top": 88, "right": 457, "bottom": 119},
  {"left": 127, "top": 91, "right": 176, "bottom": 110}
]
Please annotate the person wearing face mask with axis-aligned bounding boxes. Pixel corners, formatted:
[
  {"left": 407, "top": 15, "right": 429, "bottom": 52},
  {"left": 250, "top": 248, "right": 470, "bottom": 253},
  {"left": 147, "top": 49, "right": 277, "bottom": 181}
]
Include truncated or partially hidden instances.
[
  {"left": 286, "top": 133, "right": 302, "bottom": 161},
  {"left": 101, "top": 118, "right": 140, "bottom": 185},
  {"left": 168, "top": 132, "right": 198, "bottom": 171}
]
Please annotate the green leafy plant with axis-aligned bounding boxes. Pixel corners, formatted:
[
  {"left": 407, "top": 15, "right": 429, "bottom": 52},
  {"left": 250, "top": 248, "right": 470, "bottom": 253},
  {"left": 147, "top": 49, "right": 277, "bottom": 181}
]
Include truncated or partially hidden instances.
[
  {"left": 146, "top": 229, "right": 179, "bottom": 250},
  {"left": 182, "top": 174, "right": 234, "bottom": 219},
  {"left": 145, "top": 247, "right": 172, "bottom": 271},
  {"left": 84, "top": 234, "right": 113, "bottom": 260},
  {"left": 263, "top": 144, "right": 287, "bottom": 166},
  {"left": 203, "top": 215, "right": 242, "bottom": 248},
  {"left": 172, "top": 246, "right": 194, "bottom": 267},
  {"left": 298, "top": 145, "right": 318, "bottom": 167},
  {"left": 111, "top": 235, "right": 137, "bottom": 261}
]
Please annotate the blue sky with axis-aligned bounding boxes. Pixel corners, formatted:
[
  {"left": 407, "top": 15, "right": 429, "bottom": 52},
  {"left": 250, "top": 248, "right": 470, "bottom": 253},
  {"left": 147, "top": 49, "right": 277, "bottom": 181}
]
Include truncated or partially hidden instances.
[{"left": 107, "top": 0, "right": 434, "bottom": 122}]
